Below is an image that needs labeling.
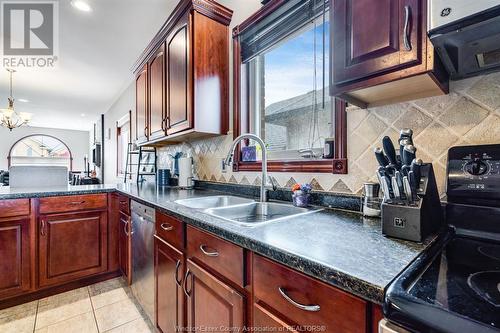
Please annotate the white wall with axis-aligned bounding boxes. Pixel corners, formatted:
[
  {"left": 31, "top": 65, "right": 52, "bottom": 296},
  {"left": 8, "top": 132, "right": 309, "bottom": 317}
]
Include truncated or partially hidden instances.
[
  {"left": 0, "top": 126, "right": 90, "bottom": 172},
  {"left": 102, "top": 81, "right": 136, "bottom": 184},
  {"left": 101, "top": 1, "right": 262, "bottom": 185}
]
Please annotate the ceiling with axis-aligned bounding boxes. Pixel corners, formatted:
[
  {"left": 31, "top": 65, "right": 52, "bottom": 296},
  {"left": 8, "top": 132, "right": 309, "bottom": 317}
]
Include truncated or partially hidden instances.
[{"left": 0, "top": 0, "right": 176, "bottom": 131}]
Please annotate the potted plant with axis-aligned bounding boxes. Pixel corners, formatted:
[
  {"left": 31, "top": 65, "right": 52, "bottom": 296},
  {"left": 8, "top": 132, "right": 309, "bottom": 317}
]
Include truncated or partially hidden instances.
[{"left": 291, "top": 183, "right": 312, "bottom": 207}]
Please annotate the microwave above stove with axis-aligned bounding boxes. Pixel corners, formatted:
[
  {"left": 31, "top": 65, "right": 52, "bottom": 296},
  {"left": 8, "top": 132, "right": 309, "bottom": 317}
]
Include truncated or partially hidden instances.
[{"left": 428, "top": 0, "right": 500, "bottom": 80}]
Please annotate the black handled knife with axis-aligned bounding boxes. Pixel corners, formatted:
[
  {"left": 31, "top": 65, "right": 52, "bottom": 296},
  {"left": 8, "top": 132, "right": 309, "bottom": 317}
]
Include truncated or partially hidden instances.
[
  {"left": 403, "top": 145, "right": 417, "bottom": 166},
  {"left": 374, "top": 147, "right": 389, "bottom": 167},
  {"left": 400, "top": 128, "right": 413, "bottom": 141},
  {"left": 411, "top": 158, "right": 423, "bottom": 191},
  {"left": 382, "top": 136, "right": 399, "bottom": 169}
]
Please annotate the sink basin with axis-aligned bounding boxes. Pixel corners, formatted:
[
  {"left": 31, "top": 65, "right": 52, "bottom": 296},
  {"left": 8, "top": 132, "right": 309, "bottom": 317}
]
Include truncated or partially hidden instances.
[
  {"left": 205, "top": 202, "right": 319, "bottom": 226},
  {"left": 175, "top": 195, "right": 254, "bottom": 209}
]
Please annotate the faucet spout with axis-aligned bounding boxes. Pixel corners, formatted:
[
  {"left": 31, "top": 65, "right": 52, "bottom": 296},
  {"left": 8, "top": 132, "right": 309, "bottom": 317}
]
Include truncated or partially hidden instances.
[{"left": 223, "top": 134, "right": 271, "bottom": 202}]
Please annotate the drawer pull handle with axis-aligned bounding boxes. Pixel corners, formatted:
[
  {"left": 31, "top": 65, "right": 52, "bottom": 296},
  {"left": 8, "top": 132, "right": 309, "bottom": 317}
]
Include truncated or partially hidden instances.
[
  {"left": 403, "top": 5, "right": 412, "bottom": 51},
  {"left": 174, "top": 260, "right": 182, "bottom": 287},
  {"left": 70, "top": 201, "right": 85, "bottom": 205},
  {"left": 40, "top": 220, "right": 46, "bottom": 236},
  {"left": 182, "top": 269, "right": 192, "bottom": 297},
  {"left": 160, "top": 223, "right": 174, "bottom": 231},
  {"left": 125, "top": 219, "right": 134, "bottom": 236},
  {"left": 199, "top": 244, "right": 219, "bottom": 257},
  {"left": 278, "top": 287, "right": 321, "bottom": 312}
]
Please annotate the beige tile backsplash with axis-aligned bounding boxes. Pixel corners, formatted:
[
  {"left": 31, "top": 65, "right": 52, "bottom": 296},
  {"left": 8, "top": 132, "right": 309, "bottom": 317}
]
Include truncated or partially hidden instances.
[{"left": 158, "top": 72, "right": 500, "bottom": 197}]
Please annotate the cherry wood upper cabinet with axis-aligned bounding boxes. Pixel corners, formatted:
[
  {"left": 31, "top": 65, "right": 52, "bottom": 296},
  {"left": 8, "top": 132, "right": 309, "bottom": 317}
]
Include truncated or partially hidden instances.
[
  {"left": 136, "top": 64, "right": 148, "bottom": 143},
  {"left": 185, "top": 259, "right": 245, "bottom": 332},
  {"left": 331, "top": 0, "right": 448, "bottom": 108},
  {"left": 132, "top": 0, "right": 233, "bottom": 145},
  {"left": 38, "top": 211, "right": 108, "bottom": 288},
  {"left": 166, "top": 13, "right": 191, "bottom": 136},
  {"left": 149, "top": 44, "right": 166, "bottom": 141},
  {"left": 155, "top": 235, "right": 185, "bottom": 333},
  {"left": 333, "top": 0, "right": 420, "bottom": 83},
  {"left": 0, "top": 217, "right": 31, "bottom": 299}
]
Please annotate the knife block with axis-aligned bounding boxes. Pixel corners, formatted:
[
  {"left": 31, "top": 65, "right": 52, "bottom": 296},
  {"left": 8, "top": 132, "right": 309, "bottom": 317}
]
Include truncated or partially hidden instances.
[{"left": 381, "top": 164, "right": 444, "bottom": 242}]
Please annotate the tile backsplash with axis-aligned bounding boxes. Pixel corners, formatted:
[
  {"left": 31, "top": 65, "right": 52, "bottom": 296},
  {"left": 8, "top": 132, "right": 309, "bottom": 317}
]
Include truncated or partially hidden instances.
[{"left": 158, "top": 73, "right": 500, "bottom": 197}]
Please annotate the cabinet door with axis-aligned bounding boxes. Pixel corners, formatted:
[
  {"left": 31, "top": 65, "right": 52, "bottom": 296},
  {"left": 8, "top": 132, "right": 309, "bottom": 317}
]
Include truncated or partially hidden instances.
[
  {"left": 119, "top": 212, "right": 131, "bottom": 285},
  {"left": 185, "top": 259, "right": 244, "bottom": 332},
  {"left": 253, "top": 303, "right": 297, "bottom": 332},
  {"left": 166, "top": 13, "right": 192, "bottom": 136},
  {"left": 149, "top": 44, "right": 166, "bottom": 140},
  {"left": 332, "top": 0, "right": 421, "bottom": 85},
  {"left": 136, "top": 64, "right": 149, "bottom": 143},
  {"left": 0, "top": 217, "right": 30, "bottom": 299},
  {"left": 155, "top": 235, "right": 185, "bottom": 333},
  {"left": 39, "top": 211, "right": 108, "bottom": 287}
]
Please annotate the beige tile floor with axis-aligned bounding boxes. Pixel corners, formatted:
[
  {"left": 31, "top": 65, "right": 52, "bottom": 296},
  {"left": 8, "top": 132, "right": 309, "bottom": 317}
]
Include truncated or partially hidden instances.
[{"left": 0, "top": 278, "right": 155, "bottom": 333}]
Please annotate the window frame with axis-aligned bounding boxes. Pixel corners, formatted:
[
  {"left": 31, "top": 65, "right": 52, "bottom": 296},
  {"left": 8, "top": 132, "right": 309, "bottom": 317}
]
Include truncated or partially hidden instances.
[
  {"left": 232, "top": 0, "right": 347, "bottom": 174},
  {"left": 116, "top": 111, "right": 132, "bottom": 179},
  {"left": 7, "top": 134, "right": 73, "bottom": 171}
]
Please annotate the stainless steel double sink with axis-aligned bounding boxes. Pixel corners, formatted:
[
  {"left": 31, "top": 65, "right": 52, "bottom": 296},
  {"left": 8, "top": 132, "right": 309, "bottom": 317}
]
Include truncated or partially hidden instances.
[{"left": 175, "top": 195, "right": 320, "bottom": 227}]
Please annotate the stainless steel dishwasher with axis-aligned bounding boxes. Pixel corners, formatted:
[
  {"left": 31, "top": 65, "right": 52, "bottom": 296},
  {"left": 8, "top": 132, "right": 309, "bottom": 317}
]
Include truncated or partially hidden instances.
[{"left": 130, "top": 200, "right": 155, "bottom": 324}]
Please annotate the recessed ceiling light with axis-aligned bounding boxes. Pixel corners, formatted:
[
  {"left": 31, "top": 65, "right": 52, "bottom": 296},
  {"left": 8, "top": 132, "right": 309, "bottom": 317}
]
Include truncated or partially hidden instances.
[
  {"left": 80, "top": 113, "right": 86, "bottom": 117},
  {"left": 18, "top": 98, "right": 29, "bottom": 103},
  {"left": 71, "top": 0, "right": 92, "bottom": 12}
]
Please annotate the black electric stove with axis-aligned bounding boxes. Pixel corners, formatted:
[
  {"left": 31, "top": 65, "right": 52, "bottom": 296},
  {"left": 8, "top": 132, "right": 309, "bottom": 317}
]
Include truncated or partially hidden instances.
[{"left": 385, "top": 144, "right": 500, "bottom": 333}]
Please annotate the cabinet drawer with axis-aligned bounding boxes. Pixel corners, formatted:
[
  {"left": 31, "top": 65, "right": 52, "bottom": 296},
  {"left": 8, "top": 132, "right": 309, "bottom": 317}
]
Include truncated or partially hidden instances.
[
  {"left": 253, "top": 254, "right": 367, "bottom": 333},
  {"left": 39, "top": 194, "right": 107, "bottom": 214},
  {"left": 156, "top": 211, "right": 184, "bottom": 250},
  {"left": 187, "top": 226, "right": 243, "bottom": 287},
  {"left": 0, "top": 199, "right": 30, "bottom": 218}
]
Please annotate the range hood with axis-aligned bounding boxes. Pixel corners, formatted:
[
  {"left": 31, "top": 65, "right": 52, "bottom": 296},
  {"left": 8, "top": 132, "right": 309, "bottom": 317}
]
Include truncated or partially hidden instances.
[{"left": 428, "top": 0, "right": 500, "bottom": 80}]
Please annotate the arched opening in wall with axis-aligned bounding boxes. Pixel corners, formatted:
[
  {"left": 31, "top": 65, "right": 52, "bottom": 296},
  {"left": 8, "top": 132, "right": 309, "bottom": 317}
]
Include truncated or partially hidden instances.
[{"left": 8, "top": 135, "right": 73, "bottom": 170}]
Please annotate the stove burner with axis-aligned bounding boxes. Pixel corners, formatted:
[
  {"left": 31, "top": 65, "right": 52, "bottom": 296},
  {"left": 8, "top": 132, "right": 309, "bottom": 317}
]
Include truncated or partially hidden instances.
[
  {"left": 478, "top": 245, "right": 500, "bottom": 262},
  {"left": 467, "top": 271, "right": 500, "bottom": 307}
]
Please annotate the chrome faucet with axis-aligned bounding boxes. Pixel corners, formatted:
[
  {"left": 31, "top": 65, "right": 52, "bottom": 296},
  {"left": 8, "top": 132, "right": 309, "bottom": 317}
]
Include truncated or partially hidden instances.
[{"left": 223, "top": 133, "right": 276, "bottom": 202}]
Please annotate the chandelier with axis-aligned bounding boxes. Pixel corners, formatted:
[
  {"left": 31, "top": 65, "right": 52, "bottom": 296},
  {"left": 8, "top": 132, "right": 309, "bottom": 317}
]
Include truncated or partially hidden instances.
[{"left": 0, "top": 69, "right": 32, "bottom": 131}]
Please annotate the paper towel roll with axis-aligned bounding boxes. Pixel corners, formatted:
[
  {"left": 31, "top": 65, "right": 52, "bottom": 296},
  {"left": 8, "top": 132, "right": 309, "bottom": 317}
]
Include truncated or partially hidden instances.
[{"left": 178, "top": 157, "right": 193, "bottom": 188}]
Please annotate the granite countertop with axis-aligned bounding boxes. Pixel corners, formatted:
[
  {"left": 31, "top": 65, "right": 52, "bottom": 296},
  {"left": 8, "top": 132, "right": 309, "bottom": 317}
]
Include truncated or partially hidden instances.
[
  {"left": 0, "top": 184, "right": 116, "bottom": 199},
  {"left": 0, "top": 183, "right": 434, "bottom": 304}
]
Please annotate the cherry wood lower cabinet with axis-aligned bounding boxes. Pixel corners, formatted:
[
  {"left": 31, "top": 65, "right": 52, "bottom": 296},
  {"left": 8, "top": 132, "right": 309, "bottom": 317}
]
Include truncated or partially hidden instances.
[
  {"left": 185, "top": 259, "right": 245, "bottom": 332},
  {"left": 38, "top": 210, "right": 108, "bottom": 288},
  {"left": 155, "top": 235, "right": 185, "bottom": 333},
  {"left": 253, "top": 254, "right": 367, "bottom": 333},
  {"left": 0, "top": 216, "right": 31, "bottom": 299},
  {"left": 118, "top": 211, "right": 132, "bottom": 284},
  {"left": 253, "top": 303, "right": 298, "bottom": 332}
]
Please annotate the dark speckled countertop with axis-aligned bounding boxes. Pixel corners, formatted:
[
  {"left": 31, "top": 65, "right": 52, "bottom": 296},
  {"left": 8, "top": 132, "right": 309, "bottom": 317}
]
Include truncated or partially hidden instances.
[{"left": 0, "top": 183, "right": 434, "bottom": 304}]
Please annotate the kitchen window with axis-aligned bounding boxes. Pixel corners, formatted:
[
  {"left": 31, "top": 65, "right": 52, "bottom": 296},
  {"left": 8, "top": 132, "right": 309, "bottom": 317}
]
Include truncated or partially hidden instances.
[
  {"left": 233, "top": 0, "right": 347, "bottom": 173},
  {"left": 8, "top": 135, "right": 73, "bottom": 170},
  {"left": 117, "top": 113, "right": 131, "bottom": 178}
]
